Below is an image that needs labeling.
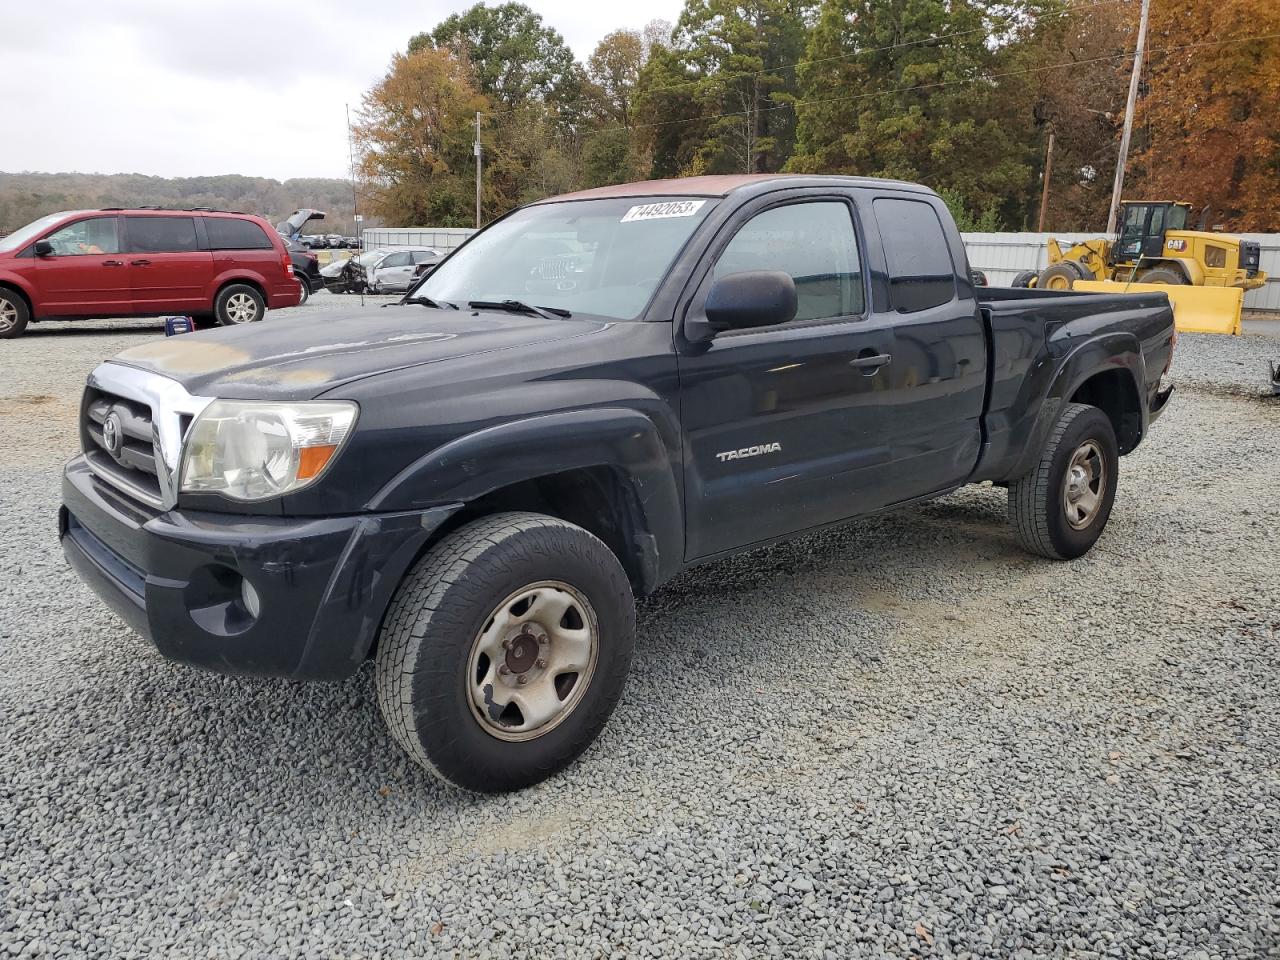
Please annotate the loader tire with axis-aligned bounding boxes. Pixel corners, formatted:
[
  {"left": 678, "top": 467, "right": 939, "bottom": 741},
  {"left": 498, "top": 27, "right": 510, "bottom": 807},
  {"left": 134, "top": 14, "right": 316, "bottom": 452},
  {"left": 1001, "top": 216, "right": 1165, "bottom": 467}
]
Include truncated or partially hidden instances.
[
  {"left": 1138, "top": 267, "right": 1187, "bottom": 285},
  {"left": 1011, "top": 269, "right": 1038, "bottom": 289},
  {"left": 1036, "top": 262, "right": 1085, "bottom": 291}
]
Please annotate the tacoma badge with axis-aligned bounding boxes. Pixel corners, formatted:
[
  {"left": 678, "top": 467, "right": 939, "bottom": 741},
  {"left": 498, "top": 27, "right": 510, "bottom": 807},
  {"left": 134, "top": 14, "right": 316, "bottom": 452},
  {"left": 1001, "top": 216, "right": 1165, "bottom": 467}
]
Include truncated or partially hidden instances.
[{"left": 716, "top": 442, "right": 782, "bottom": 463}]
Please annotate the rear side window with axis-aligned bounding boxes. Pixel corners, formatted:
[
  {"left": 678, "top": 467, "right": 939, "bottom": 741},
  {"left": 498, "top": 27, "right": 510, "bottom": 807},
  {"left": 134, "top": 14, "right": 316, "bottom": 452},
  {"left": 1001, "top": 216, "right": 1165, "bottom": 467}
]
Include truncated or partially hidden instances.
[
  {"left": 126, "top": 216, "right": 199, "bottom": 253},
  {"left": 206, "top": 217, "right": 273, "bottom": 250},
  {"left": 873, "top": 198, "right": 956, "bottom": 312}
]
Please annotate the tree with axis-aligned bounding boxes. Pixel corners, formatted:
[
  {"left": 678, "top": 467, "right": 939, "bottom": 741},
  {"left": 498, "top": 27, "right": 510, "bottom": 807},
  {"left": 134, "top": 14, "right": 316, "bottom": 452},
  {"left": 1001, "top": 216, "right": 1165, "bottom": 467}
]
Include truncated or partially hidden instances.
[
  {"left": 788, "top": 0, "right": 1040, "bottom": 227},
  {"left": 1128, "top": 0, "right": 1280, "bottom": 230},
  {"left": 410, "top": 2, "right": 583, "bottom": 113},
  {"left": 1017, "top": 0, "right": 1136, "bottom": 231},
  {"left": 353, "top": 48, "right": 487, "bottom": 227},
  {"left": 588, "top": 30, "right": 646, "bottom": 129},
  {"left": 657, "top": 0, "right": 812, "bottom": 174}
]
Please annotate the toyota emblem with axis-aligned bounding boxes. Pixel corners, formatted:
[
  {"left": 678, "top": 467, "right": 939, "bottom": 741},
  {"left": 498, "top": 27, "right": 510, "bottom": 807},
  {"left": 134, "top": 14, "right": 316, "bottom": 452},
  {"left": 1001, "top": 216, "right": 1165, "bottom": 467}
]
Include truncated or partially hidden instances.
[{"left": 102, "top": 411, "right": 123, "bottom": 458}]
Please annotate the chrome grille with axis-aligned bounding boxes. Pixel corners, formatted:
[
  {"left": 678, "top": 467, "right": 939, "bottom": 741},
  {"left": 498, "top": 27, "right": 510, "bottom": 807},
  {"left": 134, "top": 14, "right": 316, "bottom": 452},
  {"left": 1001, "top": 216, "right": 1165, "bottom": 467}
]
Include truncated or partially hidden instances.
[
  {"left": 79, "top": 363, "right": 215, "bottom": 511},
  {"left": 82, "top": 388, "right": 164, "bottom": 507}
]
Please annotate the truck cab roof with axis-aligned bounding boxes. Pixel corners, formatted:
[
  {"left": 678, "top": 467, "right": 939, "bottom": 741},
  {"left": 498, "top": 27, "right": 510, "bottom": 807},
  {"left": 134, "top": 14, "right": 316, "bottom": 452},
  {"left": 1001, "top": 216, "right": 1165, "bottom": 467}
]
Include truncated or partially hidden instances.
[{"left": 538, "top": 173, "right": 936, "bottom": 204}]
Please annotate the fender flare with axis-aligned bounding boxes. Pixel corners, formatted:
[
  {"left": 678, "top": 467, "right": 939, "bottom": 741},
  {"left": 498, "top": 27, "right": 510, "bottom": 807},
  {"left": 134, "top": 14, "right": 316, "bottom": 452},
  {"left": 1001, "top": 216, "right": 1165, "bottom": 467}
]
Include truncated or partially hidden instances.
[
  {"left": 367, "top": 406, "right": 683, "bottom": 590},
  {"left": 1012, "top": 332, "right": 1147, "bottom": 478}
]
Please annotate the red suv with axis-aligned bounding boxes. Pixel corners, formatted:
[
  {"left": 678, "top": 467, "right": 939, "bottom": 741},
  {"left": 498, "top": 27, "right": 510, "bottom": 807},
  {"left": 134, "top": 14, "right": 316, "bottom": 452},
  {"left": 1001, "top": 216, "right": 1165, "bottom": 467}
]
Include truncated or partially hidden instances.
[{"left": 0, "top": 208, "right": 302, "bottom": 338}]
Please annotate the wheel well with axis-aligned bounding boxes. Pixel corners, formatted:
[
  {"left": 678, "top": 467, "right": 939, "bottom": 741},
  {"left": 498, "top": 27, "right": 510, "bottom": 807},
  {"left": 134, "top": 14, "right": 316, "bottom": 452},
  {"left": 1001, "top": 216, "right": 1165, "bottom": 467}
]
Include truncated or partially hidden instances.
[
  {"left": 0, "top": 282, "right": 32, "bottom": 315},
  {"left": 217, "top": 278, "right": 266, "bottom": 302},
  {"left": 1070, "top": 370, "right": 1142, "bottom": 454},
  {"left": 432, "top": 467, "right": 656, "bottom": 595}
]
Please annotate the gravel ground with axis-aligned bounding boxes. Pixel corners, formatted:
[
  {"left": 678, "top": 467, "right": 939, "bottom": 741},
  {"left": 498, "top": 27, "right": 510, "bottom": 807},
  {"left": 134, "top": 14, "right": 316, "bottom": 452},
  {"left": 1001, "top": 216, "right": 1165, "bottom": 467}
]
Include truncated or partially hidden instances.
[{"left": 2, "top": 295, "right": 1278, "bottom": 959}]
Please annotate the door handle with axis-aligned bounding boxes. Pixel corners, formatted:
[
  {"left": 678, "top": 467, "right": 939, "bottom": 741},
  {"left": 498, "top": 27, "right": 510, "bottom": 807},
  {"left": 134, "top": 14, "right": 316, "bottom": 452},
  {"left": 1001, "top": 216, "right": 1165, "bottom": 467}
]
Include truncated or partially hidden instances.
[
  {"left": 130, "top": 258, "right": 151, "bottom": 266},
  {"left": 850, "top": 351, "right": 892, "bottom": 374},
  {"left": 102, "top": 259, "right": 124, "bottom": 267}
]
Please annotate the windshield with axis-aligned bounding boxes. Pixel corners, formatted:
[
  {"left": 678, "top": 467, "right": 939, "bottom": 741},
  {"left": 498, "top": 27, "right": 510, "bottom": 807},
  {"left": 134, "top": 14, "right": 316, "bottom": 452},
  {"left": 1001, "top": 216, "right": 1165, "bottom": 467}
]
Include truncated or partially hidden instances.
[
  {"left": 411, "top": 196, "right": 716, "bottom": 319},
  {"left": 0, "top": 211, "right": 86, "bottom": 253}
]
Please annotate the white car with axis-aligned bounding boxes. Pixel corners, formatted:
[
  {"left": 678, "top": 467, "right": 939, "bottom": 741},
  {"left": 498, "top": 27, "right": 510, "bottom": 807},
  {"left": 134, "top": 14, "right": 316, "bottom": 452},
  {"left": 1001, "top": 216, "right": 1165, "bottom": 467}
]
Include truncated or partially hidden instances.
[{"left": 367, "top": 248, "right": 443, "bottom": 293}]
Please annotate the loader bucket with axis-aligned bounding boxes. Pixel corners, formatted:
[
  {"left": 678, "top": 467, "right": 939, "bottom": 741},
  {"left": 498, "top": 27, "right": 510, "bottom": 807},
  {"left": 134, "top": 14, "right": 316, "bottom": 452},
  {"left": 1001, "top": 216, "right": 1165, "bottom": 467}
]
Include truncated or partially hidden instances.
[{"left": 1074, "top": 280, "right": 1243, "bottom": 336}]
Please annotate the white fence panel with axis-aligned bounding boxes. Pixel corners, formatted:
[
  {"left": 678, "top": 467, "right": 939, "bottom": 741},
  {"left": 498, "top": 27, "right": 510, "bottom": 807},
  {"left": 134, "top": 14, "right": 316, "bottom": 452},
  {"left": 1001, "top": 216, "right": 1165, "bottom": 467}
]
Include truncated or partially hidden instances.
[
  {"left": 361, "top": 227, "right": 475, "bottom": 253},
  {"left": 962, "top": 231, "right": 1280, "bottom": 312}
]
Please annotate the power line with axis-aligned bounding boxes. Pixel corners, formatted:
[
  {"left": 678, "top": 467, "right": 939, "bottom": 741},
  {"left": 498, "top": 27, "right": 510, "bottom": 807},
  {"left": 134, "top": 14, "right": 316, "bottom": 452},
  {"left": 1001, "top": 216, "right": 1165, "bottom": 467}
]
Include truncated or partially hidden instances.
[
  {"left": 604, "top": 29, "right": 1280, "bottom": 135},
  {"left": 477, "top": 0, "right": 1131, "bottom": 123}
]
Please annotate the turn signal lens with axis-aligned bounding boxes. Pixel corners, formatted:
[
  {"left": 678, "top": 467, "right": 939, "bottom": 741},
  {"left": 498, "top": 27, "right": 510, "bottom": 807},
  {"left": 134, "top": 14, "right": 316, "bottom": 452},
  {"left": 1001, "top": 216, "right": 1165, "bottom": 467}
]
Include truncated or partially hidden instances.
[{"left": 297, "top": 443, "right": 339, "bottom": 480}]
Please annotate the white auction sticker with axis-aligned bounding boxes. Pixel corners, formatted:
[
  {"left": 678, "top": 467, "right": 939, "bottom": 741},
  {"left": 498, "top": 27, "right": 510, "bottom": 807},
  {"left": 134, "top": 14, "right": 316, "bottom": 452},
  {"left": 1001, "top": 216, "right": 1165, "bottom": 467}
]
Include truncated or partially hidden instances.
[{"left": 620, "top": 200, "right": 706, "bottom": 223}]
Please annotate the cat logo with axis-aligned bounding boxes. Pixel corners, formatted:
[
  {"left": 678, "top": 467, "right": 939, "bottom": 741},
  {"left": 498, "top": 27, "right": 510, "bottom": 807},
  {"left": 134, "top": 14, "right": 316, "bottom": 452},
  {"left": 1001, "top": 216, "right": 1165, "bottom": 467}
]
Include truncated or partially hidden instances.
[{"left": 716, "top": 442, "right": 782, "bottom": 463}]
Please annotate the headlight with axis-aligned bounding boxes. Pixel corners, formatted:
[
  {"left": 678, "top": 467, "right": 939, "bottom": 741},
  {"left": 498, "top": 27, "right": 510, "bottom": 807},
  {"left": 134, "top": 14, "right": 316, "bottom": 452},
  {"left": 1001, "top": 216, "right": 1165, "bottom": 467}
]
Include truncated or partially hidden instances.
[{"left": 180, "top": 401, "right": 357, "bottom": 501}]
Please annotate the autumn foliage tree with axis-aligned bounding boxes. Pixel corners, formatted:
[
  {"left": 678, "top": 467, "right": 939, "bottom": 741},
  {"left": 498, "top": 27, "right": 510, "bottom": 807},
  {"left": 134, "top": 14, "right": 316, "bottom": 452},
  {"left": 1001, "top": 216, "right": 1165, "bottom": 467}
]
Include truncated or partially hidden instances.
[
  {"left": 1128, "top": 0, "right": 1280, "bottom": 230},
  {"left": 353, "top": 0, "right": 1280, "bottom": 233},
  {"left": 354, "top": 47, "right": 487, "bottom": 227}
]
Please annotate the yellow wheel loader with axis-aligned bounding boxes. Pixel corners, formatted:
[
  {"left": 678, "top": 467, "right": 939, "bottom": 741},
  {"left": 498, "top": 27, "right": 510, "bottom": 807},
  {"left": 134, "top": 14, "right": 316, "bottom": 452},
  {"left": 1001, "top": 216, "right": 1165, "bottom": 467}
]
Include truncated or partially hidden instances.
[{"left": 1017, "top": 201, "right": 1266, "bottom": 335}]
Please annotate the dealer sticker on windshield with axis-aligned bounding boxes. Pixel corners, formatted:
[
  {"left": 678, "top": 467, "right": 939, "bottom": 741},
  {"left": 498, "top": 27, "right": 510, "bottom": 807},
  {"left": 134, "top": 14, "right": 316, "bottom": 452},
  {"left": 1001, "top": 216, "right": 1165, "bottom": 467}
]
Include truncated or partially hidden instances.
[{"left": 620, "top": 200, "right": 707, "bottom": 223}]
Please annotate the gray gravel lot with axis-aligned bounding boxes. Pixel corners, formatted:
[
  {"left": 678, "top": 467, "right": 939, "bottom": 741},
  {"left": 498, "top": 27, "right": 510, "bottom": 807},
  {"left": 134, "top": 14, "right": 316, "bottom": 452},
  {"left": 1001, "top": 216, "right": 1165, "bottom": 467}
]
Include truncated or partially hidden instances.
[{"left": 2, "top": 293, "right": 1278, "bottom": 958}]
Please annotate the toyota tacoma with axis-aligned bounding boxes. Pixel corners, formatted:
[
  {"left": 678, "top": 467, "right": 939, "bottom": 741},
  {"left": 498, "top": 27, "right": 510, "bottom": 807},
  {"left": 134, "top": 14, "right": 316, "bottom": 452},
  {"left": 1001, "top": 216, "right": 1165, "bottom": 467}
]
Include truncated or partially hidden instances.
[{"left": 60, "top": 175, "right": 1175, "bottom": 792}]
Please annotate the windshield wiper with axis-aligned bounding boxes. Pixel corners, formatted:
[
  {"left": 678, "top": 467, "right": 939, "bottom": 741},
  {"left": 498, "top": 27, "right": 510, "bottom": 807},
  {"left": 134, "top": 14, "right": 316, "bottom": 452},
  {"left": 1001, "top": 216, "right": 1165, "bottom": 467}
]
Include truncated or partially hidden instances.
[
  {"left": 468, "top": 299, "right": 571, "bottom": 320},
  {"left": 402, "top": 295, "right": 458, "bottom": 310}
]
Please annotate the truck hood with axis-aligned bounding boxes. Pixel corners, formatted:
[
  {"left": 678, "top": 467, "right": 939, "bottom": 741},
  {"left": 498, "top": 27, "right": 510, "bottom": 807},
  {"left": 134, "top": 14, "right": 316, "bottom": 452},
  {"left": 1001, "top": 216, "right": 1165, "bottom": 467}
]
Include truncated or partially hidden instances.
[{"left": 110, "top": 307, "right": 611, "bottom": 399}]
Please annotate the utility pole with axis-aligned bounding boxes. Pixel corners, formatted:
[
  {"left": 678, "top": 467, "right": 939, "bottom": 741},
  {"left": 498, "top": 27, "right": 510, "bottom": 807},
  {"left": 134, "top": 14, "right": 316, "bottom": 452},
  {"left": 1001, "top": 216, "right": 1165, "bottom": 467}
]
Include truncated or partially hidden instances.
[
  {"left": 1106, "top": 0, "right": 1151, "bottom": 235},
  {"left": 1037, "top": 129, "right": 1055, "bottom": 232},
  {"left": 476, "top": 111, "right": 483, "bottom": 231},
  {"left": 345, "top": 103, "right": 360, "bottom": 248}
]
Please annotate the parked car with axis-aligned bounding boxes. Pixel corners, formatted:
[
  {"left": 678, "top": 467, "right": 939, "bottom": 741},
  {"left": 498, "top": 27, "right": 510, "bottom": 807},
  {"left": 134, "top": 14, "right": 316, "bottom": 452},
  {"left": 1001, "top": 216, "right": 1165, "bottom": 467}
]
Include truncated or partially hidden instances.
[
  {"left": 0, "top": 208, "right": 301, "bottom": 337},
  {"left": 275, "top": 209, "right": 325, "bottom": 243},
  {"left": 326, "top": 234, "right": 345, "bottom": 249},
  {"left": 320, "top": 249, "right": 384, "bottom": 293},
  {"left": 343, "top": 236, "right": 360, "bottom": 249},
  {"left": 59, "top": 174, "right": 1175, "bottom": 793},
  {"left": 367, "top": 248, "right": 442, "bottom": 293},
  {"left": 284, "top": 237, "right": 323, "bottom": 305}
]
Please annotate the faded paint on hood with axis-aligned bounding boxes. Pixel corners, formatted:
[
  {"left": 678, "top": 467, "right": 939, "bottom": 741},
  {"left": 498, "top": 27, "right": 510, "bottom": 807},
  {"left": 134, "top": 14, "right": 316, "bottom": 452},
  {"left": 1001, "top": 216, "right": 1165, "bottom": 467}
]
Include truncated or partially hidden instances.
[{"left": 111, "top": 307, "right": 611, "bottom": 400}]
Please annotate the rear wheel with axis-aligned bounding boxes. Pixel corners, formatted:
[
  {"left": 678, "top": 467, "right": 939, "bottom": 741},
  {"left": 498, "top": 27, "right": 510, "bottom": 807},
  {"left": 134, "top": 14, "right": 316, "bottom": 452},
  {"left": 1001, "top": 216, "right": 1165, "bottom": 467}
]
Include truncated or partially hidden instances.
[
  {"left": 1138, "top": 267, "right": 1187, "bottom": 285},
  {"left": 375, "top": 512, "right": 636, "bottom": 792},
  {"left": 1009, "top": 402, "right": 1119, "bottom": 560},
  {"left": 214, "top": 284, "right": 265, "bottom": 326},
  {"left": 293, "top": 273, "right": 310, "bottom": 306},
  {"left": 0, "top": 289, "right": 30, "bottom": 339}
]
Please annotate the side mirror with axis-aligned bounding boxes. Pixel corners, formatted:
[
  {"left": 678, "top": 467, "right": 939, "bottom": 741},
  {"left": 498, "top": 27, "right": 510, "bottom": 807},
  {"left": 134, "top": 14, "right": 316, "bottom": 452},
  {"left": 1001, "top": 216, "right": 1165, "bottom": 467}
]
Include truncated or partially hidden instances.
[
  {"left": 705, "top": 270, "right": 797, "bottom": 331},
  {"left": 34, "top": 240, "right": 54, "bottom": 257}
]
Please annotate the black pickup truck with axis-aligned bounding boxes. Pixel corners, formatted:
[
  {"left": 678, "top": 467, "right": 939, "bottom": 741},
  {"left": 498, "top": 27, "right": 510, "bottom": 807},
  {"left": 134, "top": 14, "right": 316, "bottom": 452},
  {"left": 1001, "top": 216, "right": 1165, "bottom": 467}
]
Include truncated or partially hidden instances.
[{"left": 60, "top": 175, "right": 1175, "bottom": 792}]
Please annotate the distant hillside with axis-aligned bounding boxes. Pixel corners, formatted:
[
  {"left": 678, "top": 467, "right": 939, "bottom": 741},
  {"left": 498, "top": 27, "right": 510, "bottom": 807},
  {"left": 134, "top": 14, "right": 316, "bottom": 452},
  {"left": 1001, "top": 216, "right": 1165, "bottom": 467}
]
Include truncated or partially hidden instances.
[{"left": 0, "top": 172, "right": 372, "bottom": 235}]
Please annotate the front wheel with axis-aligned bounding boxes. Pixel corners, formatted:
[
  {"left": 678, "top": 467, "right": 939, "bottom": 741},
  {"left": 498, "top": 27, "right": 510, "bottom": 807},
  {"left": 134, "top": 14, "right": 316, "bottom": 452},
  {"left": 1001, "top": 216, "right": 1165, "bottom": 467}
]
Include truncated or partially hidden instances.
[
  {"left": 375, "top": 512, "right": 635, "bottom": 792},
  {"left": 214, "top": 284, "right": 265, "bottom": 326},
  {"left": 1008, "top": 402, "right": 1119, "bottom": 560},
  {"left": 0, "top": 289, "right": 30, "bottom": 339}
]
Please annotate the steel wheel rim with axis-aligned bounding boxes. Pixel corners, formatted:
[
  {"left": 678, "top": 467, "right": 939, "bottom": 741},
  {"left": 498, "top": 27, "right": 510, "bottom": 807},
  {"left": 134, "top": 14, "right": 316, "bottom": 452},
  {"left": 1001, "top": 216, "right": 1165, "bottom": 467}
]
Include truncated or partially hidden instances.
[
  {"left": 1063, "top": 439, "right": 1106, "bottom": 529},
  {"left": 226, "top": 293, "right": 258, "bottom": 323},
  {"left": 1046, "top": 274, "right": 1071, "bottom": 290},
  {"left": 466, "top": 580, "right": 600, "bottom": 742},
  {"left": 0, "top": 299, "right": 15, "bottom": 332}
]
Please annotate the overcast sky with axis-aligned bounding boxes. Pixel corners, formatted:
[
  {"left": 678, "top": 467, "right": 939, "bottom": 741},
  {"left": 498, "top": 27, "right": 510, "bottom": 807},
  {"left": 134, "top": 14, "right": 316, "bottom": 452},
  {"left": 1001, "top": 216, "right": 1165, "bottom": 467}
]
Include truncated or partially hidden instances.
[{"left": 8, "top": 0, "right": 683, "bottom": 181}]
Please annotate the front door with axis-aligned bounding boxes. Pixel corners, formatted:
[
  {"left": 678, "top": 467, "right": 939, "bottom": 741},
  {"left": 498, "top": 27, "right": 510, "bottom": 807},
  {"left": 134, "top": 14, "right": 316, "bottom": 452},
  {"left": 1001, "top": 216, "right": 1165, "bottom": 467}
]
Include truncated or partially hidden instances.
[
  {"left": 374, "top": 251, "right": 415, "bottom": 291},
  {"left": 677, "top": 196, "right": 897, "bottom": 559},
  {"left": 124, "top": 215, "right": 212, "bottom": 313},
  {"left": 33, "top": 216, "right": 130, "bottom": 316}
]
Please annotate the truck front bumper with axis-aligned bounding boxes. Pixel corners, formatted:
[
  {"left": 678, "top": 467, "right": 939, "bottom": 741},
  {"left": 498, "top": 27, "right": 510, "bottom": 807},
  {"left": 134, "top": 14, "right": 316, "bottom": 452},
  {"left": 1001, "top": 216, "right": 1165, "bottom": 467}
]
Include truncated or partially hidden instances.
[{"left": 60, "top": 455, "right": 458, "bottom": 680}]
